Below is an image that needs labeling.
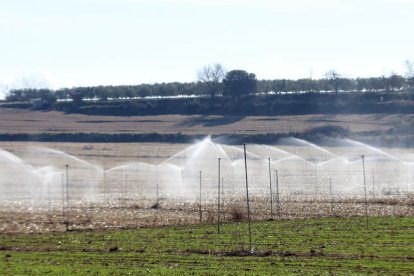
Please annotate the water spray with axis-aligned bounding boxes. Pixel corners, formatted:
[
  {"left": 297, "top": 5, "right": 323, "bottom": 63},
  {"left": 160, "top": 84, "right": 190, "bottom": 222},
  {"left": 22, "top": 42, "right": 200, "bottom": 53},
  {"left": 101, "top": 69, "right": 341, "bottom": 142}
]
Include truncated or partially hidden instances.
[{"left": 3, "top": 137, "right": 412, "bottom": 233}]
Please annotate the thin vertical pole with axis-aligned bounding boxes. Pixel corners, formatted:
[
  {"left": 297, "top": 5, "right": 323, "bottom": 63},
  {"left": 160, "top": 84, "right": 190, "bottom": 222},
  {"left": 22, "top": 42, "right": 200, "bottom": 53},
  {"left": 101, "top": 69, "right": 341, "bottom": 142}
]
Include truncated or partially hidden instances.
[
  {"left": 47, "top": 178, "right": 51, "bottom": 213},
  {"left": 181, "top": 169, "right": 184, "bottom": 198},
  {"left": 275, "top": 170, "right": 281, "bottom": 220},
  {"left": 156, "top": 182, "right": 159, "bottom": 203},
  {"left": 217, "top": 158, "right": 221, "bottom": 234},
  {"left": 222, "top": 177, "right": 225, "bottom": 199},
  {"left": 61, "top": 173, "right": 65, "bottom": 224},
  {"left": 361, "top": 155, "right": 369, "bottom": 228},
  {"left": 136, "top": 151, "right": 139, "bottom": 187},
  {"left": 273, "top": 170, "right": 276, "bottom": 213},
  {"left": 314, "top": 164, "right": 318, "bottom": 197},
  {"left": 232, "top": 167, "right": 235, "bottom": 194},
  {"left": 244, "top": 144, "right": 252, "bottom": 252},
  {"left": 66, "top": 165, "right": 69, "bottom": 205},
  {"left": 268, "top": 158, "right": 273, "bottom": 216},
  {"left": 372, "top": 168, "right": 375, "bottom": 198},
  {"left": 329, "top": 178, "right": 335, "bottom": 216},
  {"left": 221, "top": 177, "right": 225, "bottom": 220},
  {"left": 125, "top": 174, "right": 128, "bottom": 194},
  {"left": 65, "top": 164, "right": 69, "bottom": 231},
  {"left": 124, "top": 174, "right": 128, "bottom": 206},
  {"left": 199, "top": 171, "right": 202, "bottom": 223},
  {"left": 103, "top": 170, "right": 107, "bottom": 203}
]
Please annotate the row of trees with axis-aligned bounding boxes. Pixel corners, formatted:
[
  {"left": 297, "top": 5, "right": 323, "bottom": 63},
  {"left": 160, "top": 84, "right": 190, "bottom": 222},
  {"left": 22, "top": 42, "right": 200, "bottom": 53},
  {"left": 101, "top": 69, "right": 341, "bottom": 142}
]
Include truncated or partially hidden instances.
[
  {"left": 5, "top": 67, "right": 258, "bottom": 103},
  {"left": 5, "top": 64, "right": 414, "bottom": 103}
]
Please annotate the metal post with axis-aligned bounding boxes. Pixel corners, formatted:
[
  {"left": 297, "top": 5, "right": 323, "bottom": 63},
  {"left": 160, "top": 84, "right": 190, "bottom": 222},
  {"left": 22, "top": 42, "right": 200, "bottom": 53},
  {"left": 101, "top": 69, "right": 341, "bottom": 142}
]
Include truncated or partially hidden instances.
[
  {"left": 103, "top": 170, "right": 107, "bottom": 203},
  {"left": 199, "top": 171, "right": 202, "bottom": 223},
  {"left": 221, "top": 177, "right": 225, "bottom": 220},
  {"left": 217, "top": 158, "right": 221, "bottom": 234},
  {"left": 268, "top": 158, "right": 273, "bottom": 216},
  {"left": 232, "top": 167, "right": 235, "bottom": 194},
  {"left": 275, "top": 170, "right": 281, "bottom": 220},
  {"left": 125, "top": 174, "right": 128, "bottom": 194},
  {"left": 156, "top": 182, "right": 159, "bottom": 204},
  {"left": 244, "top": 144, "right": 252, "bottom": 252},
  {"left": 372, "top": 168, "right": 375, "bottom": 198},
  {"left": 65, "top": 164, "right": 69, "bottom": 231},
  {"left": 61, "top": 173, "right": 65, "bottom": 224},
  {"left": 221, "top": 177, "right": 225, "bottom": 201},
  {"left": 47, "top": 177, "right": 51, "bottom": 213},
  {"left": 329, "top": 178, "right": 335, "bottom": 216},
  {"left": 136, "top": 150, "right": 139, "bottom": 184},
  {"left": 361, "top": 155, "right": 369, "bottom": 228},
  {"left": 125, "top": 174, "right": 128, "bottom": 206},
  {"left": 314, "top": 163, "right": 318, "bottom": 197}
]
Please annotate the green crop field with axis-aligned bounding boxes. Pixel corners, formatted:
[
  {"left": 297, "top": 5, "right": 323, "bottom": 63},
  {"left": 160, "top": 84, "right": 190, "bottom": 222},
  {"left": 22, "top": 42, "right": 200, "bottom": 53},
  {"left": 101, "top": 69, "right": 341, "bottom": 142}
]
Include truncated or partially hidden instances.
[{"left": 1, "top": 216, "right": 413, "bottom": 275}]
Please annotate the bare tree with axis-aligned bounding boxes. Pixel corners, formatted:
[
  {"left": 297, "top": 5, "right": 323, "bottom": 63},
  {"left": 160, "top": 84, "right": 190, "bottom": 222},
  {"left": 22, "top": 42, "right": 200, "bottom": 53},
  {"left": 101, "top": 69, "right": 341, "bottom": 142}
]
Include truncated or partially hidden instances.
[
  {"left": 405, "top": 60, "right": 413, "bottom": 76},
  {"left": 12, "top": 74, "right": 51, "bottom": 90},
  {"left": 405, "top": 60, "right": 414, "bottom": 92},
  {"left": 0, "top": 83, "right": 9, "bottom": 100},
  {"left": 197, "top": 63, "right": 226, "bottom": 99},
  {"left": 325, "top": 70, "right": 341, "bottom": 95}
]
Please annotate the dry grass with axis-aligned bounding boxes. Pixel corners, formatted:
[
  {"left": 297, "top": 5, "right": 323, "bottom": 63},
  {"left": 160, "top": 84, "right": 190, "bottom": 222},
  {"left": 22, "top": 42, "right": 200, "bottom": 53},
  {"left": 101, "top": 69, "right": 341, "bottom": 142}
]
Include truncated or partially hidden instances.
[
  {"left": 228, "top": 205, "right": 245, "bottom": 221},
  {"left": 0, "top": 194, "right": 412, "bottom": 234}
]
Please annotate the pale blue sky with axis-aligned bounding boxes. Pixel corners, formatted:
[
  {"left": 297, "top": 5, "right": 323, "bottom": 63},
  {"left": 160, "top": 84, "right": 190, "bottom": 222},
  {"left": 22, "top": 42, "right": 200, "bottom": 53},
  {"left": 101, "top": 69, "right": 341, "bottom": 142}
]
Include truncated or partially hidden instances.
[{"left": 0, "top": 0, "right": 413, "bottom": 97}]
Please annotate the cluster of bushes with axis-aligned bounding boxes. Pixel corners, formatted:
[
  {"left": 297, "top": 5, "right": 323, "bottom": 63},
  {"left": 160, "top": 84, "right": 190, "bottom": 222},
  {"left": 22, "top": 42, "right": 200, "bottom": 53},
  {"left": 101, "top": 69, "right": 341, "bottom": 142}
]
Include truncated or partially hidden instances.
[{"left": 53, "top": 92, "right": 414, "bottom": 116}]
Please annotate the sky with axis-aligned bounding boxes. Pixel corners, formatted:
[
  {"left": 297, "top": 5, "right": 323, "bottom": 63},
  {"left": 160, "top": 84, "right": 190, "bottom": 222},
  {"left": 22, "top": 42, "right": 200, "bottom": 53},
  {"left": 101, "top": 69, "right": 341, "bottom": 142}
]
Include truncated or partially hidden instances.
[{"left": 0, "top": 0, "right": 413, "bottom": 98}]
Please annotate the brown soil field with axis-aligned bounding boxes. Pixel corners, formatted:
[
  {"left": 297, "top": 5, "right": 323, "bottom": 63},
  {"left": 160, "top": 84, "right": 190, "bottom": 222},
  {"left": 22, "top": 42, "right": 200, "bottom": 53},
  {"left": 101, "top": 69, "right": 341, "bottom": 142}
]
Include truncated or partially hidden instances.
[{"left": 0, "top": 107, "right": 410, "bottom": 135}]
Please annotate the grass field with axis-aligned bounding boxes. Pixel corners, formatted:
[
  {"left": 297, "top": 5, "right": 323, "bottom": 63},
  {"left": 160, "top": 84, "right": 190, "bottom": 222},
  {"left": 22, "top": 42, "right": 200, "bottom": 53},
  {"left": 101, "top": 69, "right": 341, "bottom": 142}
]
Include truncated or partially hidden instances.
[{"left": 1, "top": 216, "right": 413, "bottom": 274}]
